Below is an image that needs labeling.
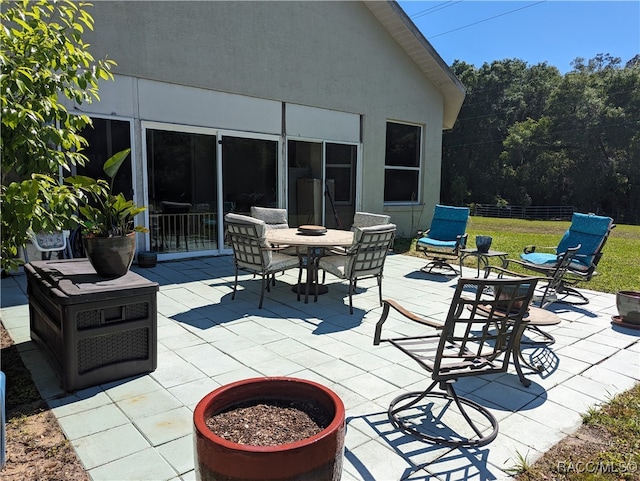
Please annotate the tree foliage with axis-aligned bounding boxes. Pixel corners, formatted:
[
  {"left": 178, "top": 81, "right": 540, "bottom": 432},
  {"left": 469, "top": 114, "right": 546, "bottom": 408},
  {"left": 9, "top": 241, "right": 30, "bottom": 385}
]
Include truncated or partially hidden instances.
[
  {"left": 1, "top": 0, "right": 115, "bottom": 271},
  {"left": 441, "top": 54, "right": 640, "bottom": 224}
]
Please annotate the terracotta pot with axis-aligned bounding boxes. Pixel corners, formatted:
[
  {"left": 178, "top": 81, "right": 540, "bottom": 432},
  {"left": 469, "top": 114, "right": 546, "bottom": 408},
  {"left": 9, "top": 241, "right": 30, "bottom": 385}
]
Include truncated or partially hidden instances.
[
  {"left": 616, "top": 291, "right": 640, "bottom": 324},
  {"left": 83, "top": 233, "right": 136, "bottom": 278},
  {"left": 193, "top": 377, "right": 345, "bottom": 481}
]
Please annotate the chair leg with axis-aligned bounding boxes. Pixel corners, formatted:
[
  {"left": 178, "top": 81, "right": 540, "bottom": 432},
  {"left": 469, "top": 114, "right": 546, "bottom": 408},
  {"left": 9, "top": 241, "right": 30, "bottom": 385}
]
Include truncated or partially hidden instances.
[
  {"left": 556, "top": 284, "right": 590, "bottom": 305},
  {"left": 388, "top": 380, "right": 499, "bottom": 448},
  {"left": 232, "top": 266, "right": 238, "bottom": 300},
  {"left": 377, "top": 274, "right": 383, "bottom": 306},
  {"left": 259, "top": 274, "right": 267, "bottom": 309},
  {"left": 348, "top": 279, "right": 354, "bottom": 315},
  {"left": 421, "top": 258, "right": 459, "bottom": 276}
]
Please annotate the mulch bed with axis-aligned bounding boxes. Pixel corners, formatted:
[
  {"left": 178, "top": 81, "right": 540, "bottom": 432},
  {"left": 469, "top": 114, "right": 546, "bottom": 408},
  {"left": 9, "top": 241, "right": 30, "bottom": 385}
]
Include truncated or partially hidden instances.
[{"left": 1, "top": 322, "right": 88, "bottom": 481}]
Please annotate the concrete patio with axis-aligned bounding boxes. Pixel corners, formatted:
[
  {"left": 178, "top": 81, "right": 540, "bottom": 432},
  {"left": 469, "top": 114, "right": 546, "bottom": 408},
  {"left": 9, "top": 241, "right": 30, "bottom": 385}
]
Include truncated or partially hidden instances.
[{"left": 1, "top": 253, "right": 638, "bottom": 481}]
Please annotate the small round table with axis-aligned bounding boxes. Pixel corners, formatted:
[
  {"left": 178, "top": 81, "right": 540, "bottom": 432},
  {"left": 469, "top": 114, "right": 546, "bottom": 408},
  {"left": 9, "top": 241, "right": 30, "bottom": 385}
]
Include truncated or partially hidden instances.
[
  {"left": 513, "top": 307, "right": 561, "bottom": 387},
  {"left": 459, "top": 248, "right": 508, "bottom": 278}
]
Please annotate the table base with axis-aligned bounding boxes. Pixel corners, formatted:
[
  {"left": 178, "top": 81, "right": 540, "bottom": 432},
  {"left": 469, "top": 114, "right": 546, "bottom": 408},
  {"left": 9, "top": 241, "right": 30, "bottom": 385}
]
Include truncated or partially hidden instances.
[{"left": 291, "top": 283, "right": 329, "bottom": 297}]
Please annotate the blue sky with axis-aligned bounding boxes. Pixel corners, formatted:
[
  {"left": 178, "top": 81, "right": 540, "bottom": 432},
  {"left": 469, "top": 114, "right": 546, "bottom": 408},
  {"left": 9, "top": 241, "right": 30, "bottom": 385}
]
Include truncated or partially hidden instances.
[{"left": 397, "top": 1, "right": 640, "bottom": 73}]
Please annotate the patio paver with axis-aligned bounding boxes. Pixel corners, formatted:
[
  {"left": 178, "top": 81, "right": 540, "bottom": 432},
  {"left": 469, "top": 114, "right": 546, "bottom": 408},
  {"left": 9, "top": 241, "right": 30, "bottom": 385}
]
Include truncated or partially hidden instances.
[{"left": 1, "top": 253, "right": 638, "bottom": 481}]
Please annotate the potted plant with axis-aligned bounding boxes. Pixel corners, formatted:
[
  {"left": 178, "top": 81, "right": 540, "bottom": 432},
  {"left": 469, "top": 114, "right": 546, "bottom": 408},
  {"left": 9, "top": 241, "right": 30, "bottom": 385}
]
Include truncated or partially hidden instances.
[
  {"left": 193, "top": 377, "right": 345, "bottom": 481},
  {"left": 615, "top": 291, "right": 640, "bottom": 326},
  {"left": 67, "top": 148, "right": 148, "bottom": 278}
]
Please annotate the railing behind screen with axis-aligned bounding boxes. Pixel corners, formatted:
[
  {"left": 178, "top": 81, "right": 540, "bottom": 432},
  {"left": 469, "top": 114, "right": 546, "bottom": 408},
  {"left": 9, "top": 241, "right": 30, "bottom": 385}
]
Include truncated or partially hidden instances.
[{"left": 149, "top": 212, "right": 221, "bottom": 252}]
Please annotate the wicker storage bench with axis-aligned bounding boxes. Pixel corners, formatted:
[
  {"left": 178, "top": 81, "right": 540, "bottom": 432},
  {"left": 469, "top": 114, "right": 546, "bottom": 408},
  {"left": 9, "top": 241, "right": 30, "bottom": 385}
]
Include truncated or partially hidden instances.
[{"left": 26, "top": 259, "right": 158, "bottom": 392}]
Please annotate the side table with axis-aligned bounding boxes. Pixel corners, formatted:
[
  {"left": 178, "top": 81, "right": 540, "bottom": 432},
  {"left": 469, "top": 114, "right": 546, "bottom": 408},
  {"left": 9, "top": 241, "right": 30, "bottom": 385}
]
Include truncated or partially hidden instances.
[
  {"left": 513, "top": 307, "right": 561, "bottom": 387},
  {"left": 26, "top": 259, "right": 159, "bottom": 392},
  {"left": 459, "top": 249, "right": 508, "bottom": 278},
  {"left": 473, "top": 304, "right": 561, "bottom": 387}
]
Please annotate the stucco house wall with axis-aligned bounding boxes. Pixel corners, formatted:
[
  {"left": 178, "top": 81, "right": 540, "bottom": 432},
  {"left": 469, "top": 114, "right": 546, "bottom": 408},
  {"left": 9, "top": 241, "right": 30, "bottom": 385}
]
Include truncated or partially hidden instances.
[{"left": 78, "top": 0, "right": 462, "bottom": 239}]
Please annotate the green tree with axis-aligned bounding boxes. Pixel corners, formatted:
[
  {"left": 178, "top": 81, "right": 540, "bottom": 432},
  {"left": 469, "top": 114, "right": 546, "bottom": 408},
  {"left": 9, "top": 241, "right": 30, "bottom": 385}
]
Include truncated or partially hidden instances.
[
  {"left": 443, "top": 54, "right": 639, "bottom": 224},
  {"left": 546, "top": 54, "right": 640, "bottom": 220},
  {"left": 442, "top": 59, "right": 561, "bottom": 207},
  {"left": 1, "top": 0, "right": 115, "bottom": 272}
]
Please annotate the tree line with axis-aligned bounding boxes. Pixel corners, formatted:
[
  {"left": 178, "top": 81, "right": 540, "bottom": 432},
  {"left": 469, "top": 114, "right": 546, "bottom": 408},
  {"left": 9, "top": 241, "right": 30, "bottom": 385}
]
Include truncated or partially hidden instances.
[{"left": 440, "top": 54, "right": 640, "bottom": 225}]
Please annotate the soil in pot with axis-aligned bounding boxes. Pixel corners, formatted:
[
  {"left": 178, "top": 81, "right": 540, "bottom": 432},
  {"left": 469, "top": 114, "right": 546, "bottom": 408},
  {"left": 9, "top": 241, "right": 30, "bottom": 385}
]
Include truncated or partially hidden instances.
[{"left": 205, "top": 399, "right": 331, "bottom": 446}]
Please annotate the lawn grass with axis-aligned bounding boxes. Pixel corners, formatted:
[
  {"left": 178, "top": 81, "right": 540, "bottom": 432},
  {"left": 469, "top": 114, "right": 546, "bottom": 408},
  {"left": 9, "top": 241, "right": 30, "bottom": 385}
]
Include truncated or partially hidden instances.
[
  {"left": 514, "top": 383, "right": 640, "bottom": 480},
  {"left": 394, "top": 216, "right": 640, "bottom": 294}
]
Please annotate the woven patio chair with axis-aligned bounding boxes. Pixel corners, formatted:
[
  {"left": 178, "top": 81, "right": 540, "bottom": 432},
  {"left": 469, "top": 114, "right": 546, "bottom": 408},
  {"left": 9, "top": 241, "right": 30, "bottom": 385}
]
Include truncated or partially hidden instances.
[{"left": 225, "top": 213, "right": 300, "bottom": 309}]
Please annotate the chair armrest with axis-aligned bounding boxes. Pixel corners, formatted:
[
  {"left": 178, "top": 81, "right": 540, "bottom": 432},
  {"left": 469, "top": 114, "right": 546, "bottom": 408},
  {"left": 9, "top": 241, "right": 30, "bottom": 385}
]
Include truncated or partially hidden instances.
[
  {"left": 485, "top": 264, "right": 526, "bottom": 279},
  {"left": 523, "top": 245, "right": 557, "bottom": 254},
  {"left": 501, "top": 257, "right": 557, "bottom": 275},
  {"left": 416, "top": 228, "right": 431, "bottom": 239},
  {"left": 323, "top": 246, "right": 349, "bottom": 256},
  {"left": 485, "top": 265, "right": 551, "bottom": 284},
  {"left": 457, "top": 233, "right": 468, "bottom": 249},
  {"left": 265, "top": 245, "right": 291, "bottom": 253},
  {"left": 374, "top": 299, "right": 443, "bottom": 345}
]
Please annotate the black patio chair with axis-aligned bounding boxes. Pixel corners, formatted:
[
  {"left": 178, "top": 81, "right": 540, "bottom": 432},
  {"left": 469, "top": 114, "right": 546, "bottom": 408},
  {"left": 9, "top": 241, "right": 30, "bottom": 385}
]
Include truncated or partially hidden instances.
[{"left": 373, "top": 276, "right": 539, "bottom": 447}]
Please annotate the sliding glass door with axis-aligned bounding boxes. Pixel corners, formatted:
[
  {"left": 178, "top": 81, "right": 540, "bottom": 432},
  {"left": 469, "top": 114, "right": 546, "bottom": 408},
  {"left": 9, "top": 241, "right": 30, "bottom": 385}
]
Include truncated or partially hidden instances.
[
  {"left": 144, "top": 124, "right": 280, "bottom": 257},
  {"left": 287, "top": 139, "right": 357, "bottom": 229}
]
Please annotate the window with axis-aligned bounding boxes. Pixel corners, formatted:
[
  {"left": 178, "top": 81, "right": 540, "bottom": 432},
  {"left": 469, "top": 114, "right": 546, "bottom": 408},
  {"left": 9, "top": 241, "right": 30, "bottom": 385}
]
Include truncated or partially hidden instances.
[
  {"left": 384, "top": 122, "right": 422, "bottom": 203},
  {"left": 77, "top": 118, "right": 133, "bottom": 198}
]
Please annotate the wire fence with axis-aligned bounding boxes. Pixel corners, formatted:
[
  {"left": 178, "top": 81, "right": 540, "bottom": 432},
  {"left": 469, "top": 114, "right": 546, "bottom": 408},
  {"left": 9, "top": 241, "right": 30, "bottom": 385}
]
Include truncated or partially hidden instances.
[{"left": 473, "top": 205, "right": 574, "bottom": 221}]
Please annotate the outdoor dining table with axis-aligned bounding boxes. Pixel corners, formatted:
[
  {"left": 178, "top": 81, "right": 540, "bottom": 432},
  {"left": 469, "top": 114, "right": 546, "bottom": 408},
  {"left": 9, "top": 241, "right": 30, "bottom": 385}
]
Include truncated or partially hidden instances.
[{"left": 265, "top": 226, "right": 354, "bottom": 304}]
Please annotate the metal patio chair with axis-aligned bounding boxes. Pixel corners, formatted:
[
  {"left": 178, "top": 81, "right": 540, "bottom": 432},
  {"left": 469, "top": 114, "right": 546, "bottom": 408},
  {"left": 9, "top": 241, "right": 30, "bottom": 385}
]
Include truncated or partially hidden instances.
[
  {"left": 416, "top": 204, "right": 469, "bottom": 276},
  {"left": 225, "top": 213, "right": 300, "bottom": 309},
  {"left": 24, "top": 229, "right": 72, "bottom": 263},
  {"left": 504, "top": 212, "right": 615, "bottom": 305},
  {"left": 352, "top": 212, "right": 391, "bottom": 229},
  {"left": 250, "top": 206, "right": 290, "bottom": 230},
  {"left": 319, "top": 223, "right": 396, "bottom": 314},
  {"left": 373, "top": 276, "right": 539, "bottom": 447}
]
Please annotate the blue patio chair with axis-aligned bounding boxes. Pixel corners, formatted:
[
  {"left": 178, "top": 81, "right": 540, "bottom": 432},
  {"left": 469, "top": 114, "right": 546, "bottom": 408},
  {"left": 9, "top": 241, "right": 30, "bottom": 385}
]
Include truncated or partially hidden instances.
[
  {"left": 504, "top": 212, "right": 615, "bottom": 305},
  {"left": 416, "top": 204, "right": 470, "bottom": 275}
]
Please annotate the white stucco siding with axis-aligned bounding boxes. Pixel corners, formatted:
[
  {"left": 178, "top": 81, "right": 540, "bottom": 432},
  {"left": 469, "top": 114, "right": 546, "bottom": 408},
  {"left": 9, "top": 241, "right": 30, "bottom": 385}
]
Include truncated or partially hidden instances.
[
  {"left": 85, "top": 2, "right": 441, "bottom": 113},
  {"left": 82, "top": 1, "right": 450, "bottom": 236},
  {"left": 137, "top": 80, "right": 282, "bottom": 134}
]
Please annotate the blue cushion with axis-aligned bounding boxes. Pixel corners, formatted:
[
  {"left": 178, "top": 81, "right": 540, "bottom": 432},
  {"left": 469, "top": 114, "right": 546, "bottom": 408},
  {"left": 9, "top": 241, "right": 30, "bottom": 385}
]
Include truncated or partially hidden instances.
[
  {"left": 556, "top": 213, "right": 613, "bottom": 267},
  {"left": 521, "top": 213, "right": 613, "bottom": 268},
  {"left": 426, "top": 205, "right": 469, "bottom": 241},
  {"left": 417, "top": 238, "right": 457, "bottom": 249},
  {"left": 520, "top": 252, "right": 557, "bottom": 266}
]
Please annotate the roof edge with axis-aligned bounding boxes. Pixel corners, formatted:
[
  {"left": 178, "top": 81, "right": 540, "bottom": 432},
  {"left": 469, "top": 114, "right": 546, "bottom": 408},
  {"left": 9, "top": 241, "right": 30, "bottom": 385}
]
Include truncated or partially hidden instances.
[{"left": 363, "top": 0, "right": 466, "bottom": 129}]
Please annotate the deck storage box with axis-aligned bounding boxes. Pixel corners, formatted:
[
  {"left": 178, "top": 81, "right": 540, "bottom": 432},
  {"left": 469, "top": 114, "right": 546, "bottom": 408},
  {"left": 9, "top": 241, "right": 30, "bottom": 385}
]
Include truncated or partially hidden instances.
[{"left": 26, "top": 259, "right": 158, "bottom": 392}]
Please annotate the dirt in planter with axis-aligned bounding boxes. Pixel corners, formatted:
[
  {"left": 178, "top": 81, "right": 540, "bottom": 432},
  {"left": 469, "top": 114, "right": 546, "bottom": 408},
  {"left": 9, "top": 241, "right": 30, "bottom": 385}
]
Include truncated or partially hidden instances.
[{"left": 206, "top": 399, "right": 332, "bottom": 446}]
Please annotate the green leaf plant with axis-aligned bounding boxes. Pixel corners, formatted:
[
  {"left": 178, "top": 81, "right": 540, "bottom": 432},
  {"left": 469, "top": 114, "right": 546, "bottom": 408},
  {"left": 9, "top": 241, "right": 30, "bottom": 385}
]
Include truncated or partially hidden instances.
[
  {"left": 66, "top": 149, "right": 148, "bottom": 238},
  {"left": 1, "top": 1, "right": 117, "bottom": 272}
]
